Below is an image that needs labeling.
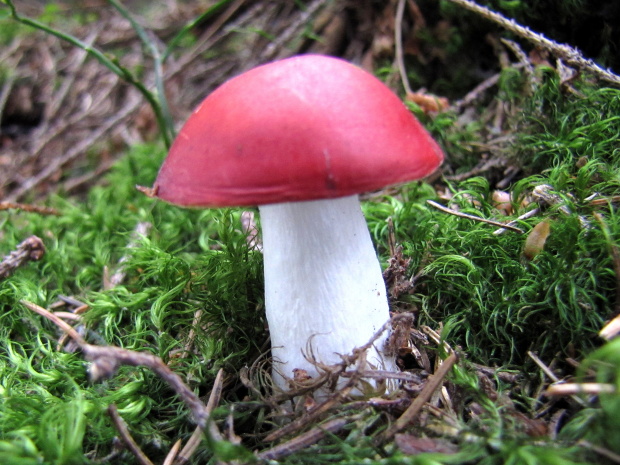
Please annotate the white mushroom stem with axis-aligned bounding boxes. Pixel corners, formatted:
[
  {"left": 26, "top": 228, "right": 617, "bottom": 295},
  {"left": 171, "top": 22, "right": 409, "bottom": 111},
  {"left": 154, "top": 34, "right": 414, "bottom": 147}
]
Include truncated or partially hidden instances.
[{"left": 259, "top": 194, "right": 397, "bottom": 391}]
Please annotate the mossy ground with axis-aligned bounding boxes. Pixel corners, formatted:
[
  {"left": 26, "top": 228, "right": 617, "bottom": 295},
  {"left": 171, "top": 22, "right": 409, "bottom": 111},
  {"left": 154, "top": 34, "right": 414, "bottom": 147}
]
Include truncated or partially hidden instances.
[{"left": 1, "top": 1, "right": 620, "bottom": 464}]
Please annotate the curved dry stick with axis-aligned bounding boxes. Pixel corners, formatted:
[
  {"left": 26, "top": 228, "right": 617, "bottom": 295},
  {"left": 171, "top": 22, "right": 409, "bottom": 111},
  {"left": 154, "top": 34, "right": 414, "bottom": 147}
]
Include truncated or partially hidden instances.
[{"left": 21, "top": 300, "right": 222, "bottom": 439}]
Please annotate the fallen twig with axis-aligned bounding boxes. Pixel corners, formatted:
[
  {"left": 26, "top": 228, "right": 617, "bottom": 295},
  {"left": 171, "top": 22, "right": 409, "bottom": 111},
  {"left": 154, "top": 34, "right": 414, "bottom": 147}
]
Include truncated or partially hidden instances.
[
  {"left": 446, "top": 0, "right": 620, "bottom": 87},
  {"left": 0, "top": 201, "right": 59, "bottom": 215},
  {"left": 21, "top": 300, "right": 223, "bottom": 440},
  {"left": 6, "top": 95, "right": 142, "bottom": 202},
  {"left": 376, "top": 351, "right": 459, "bottom": 444},
  {"left": 263, "top": 358, "right": 363, "bottom": 443},
  {"left": 262, "top": 0, "right": 330, "bottom": 61},
  {"left": 528, "top": 351, "right": 587, "bottom": 407},
  {"left": 493, "top": 208, "right": 539, "bottom": 235},
  {"left": 259, "top": 417, "right": 351, "bottom": 461},
  {"left": 0, "top": 236, "right": 46, "bottom": 279},
  {"left": 578, "top": 440, "right": 620, "bottom": 465},
  {"left": 427, "top": 200, "right": 524, "bottom": 233}
]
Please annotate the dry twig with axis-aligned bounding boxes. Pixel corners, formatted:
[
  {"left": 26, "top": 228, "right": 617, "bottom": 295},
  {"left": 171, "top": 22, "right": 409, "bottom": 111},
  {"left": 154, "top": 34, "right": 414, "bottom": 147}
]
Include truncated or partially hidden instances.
[
  {"left": 263, "top": 359, "right": 363, "bottom": 443},
  {"left": 6, "top": 95, "right": 142, "bottom": 202},
  {"left": 0, "top": 235, "right": 45, "bottom": 279},
  {"left": 427, "top": 200, "right": 524, "bottom": 233},
  {"left": 446, "top": 0, "right": 620, "bottom": 86},
  {"left": 21, "top": 300, "right": 223, "bottom": 440},
  {"left": 259, "top": 417, "right": 351, "bottom": 461},
  {"left": 377, "top": 351, "right": 459, "bottom": 444},
  {"left": 0, "top": 201, "right": 58, "bottom": 215}
]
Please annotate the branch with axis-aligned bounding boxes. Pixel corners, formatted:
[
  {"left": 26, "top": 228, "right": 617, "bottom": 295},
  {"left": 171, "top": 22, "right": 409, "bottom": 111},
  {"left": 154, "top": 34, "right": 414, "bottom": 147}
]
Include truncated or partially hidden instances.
[
  {"left": 446, "top": 0, "right": 620, "bottom": 86},
  {"left": 21, "top": 300, "right": 222, "bottom": 439},
  {"left": 0, "top": 236, "right": 45, "bottom": 279}
]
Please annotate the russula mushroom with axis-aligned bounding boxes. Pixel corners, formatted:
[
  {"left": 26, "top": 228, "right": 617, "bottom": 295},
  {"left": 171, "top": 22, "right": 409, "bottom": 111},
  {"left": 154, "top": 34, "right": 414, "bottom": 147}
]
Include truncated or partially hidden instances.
[{"left": 146, "top": 54, "right": 443, "bottom": 392}]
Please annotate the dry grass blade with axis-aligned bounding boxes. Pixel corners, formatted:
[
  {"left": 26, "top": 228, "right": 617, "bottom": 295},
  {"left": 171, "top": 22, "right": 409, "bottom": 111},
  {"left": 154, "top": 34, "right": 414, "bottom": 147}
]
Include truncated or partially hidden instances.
[
  {"left": 545, "top": 383, "right": 615, "bottom": 396},
  {"left": 108, "top": 404, "right": 156, "bottom": 465},
  {"left": 163, "top": 439, "right": 182, "bottom": 465},
  {"left": 175, "top": 368, "right": 226, "bottom": 465}
]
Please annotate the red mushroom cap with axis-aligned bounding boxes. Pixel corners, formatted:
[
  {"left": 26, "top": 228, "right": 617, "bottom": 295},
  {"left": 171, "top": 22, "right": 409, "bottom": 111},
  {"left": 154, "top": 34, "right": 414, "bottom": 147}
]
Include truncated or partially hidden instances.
[{"left": 153, "top": 54, "right": 443, "bottom": 207}]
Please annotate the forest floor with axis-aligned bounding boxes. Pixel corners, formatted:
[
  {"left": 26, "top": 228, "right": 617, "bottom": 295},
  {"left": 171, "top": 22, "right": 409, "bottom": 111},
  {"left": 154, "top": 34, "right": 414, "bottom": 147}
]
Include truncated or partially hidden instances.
[{"left": 1, "top": 1, "right": 620, "bottom": 464}]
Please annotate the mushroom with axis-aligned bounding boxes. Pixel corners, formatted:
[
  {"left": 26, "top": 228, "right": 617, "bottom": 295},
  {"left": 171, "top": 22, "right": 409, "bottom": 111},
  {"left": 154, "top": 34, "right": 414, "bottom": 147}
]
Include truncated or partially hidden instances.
[{"left": 146, "top": 55, "right": 443, "bottom": 392}]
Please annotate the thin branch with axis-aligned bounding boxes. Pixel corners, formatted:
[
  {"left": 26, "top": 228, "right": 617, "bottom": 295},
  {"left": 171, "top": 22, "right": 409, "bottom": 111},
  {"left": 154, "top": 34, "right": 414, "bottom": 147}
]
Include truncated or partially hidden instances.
[
  {"left": 527, "top": 351, "right": 587, "bottom": 407},
  {"left": 259, "top": 417, "right": 350, "bottom": 461},
  {"left": 46, "top": 26, "right": 103, "bottom": 120},
  {"left": 578, "top": 440, "right": 620, "bottom": 465},
  {"left": 376, "top": 351, "right": 459, "bottom": 444},
  {"left": 0, "top": 236, "right": 46, "bottom": 279},
  {"left": 262, "top": 0, "right": 330, "bottom": 60},
  {"left": 493, "top": 208, "right": 539, "bottom": 235},
  {"left": 0, "top": 71, "right": 17, "bottom": 126},
  {"left": 0, "top": 202, "right": 59, "bottom": 215},
  {"left": 263, "top": 362, "right": 363, "bottom": 443},
  {"left": 21, "top": 300, "right": 223, "bottom": 439},
  {"left": 446, "top": 0, "right": 620, "bottom": 86},
  {"left": 427, "top": 200, "right": 524, "bottom": 233}
]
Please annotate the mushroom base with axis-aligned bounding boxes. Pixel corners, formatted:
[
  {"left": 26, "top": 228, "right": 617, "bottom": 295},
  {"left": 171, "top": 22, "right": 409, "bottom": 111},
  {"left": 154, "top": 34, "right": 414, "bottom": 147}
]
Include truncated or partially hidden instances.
[{"left": 260, "top": 194, "right": 397, "bottom": 394}]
